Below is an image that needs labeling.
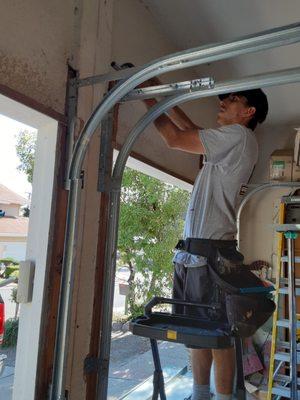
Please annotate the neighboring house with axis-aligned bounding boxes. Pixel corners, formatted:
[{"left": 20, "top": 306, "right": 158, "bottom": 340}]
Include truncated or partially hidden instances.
[{"left": 0, "top": 184, "right": 29, "bottom": 261}]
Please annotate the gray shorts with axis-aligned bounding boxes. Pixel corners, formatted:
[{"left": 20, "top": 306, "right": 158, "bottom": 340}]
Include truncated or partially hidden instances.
[{"left": 172, "top": 263, "right": 227, "bottom": 322}]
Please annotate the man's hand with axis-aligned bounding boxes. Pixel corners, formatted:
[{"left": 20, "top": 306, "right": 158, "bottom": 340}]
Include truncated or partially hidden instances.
[
  {"left": 112, "top": 62, "right": 204, "bottom": 154},
  {"left": 139, "top": 77, "right": 199, "bottom": 130},
  {"left": 139, "top": 77, "right": 204, "bottom": 154}
]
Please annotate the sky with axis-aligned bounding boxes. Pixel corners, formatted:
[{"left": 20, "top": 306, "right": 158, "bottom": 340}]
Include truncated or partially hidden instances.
[{"left": 0, "top": 114, "right": 37, "bottom": 199}]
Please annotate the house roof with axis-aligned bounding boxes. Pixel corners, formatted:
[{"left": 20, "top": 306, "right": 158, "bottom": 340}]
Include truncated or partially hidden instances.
[
  {"left": 0, "top": 216, "right": 29, "bottom": 237},
  {"left": 0, "top": 184, "right": 28, "bottom": 206}
]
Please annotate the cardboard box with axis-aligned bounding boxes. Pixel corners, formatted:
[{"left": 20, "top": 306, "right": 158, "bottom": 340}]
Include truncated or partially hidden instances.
[{"left": 270, "top": 149, "right": 293, "bottom": 182}]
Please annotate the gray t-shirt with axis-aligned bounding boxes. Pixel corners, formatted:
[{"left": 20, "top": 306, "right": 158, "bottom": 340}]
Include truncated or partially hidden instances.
[{"left": 174, "top": 123, "right": 258, "bottom": 267}]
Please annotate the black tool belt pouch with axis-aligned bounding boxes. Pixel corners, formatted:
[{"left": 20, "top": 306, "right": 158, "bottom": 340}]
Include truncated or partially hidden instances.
[{"left": 175, "top": 238, "right": 275, "bottom": 337}]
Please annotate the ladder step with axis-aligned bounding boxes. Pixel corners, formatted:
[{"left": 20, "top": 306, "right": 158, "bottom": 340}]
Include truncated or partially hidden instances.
[
  {"left": 277, "top": 319, "right": 300, "bottom": 328},
  {"left": 279, "top": 287, "right": 300, "bottom": 295},
  {"left": 272, "top": 386, "right": 300, "bottom": 398},
  {"left": 280, "top": 277, "right": 300, "bottom": 286},
  {"left": 275, "top": 374, "right": 300, "bottom": 384},
  {"left": 277, "top": 341, "right": 300, "bottom": 351},
  {"left": 274, "top": 351, "right": 300, "bottom": 363},
  {"left": 281, "top": 256, "right": 300, "bottom": 263}
]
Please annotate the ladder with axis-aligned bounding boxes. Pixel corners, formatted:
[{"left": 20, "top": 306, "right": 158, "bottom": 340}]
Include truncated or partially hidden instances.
[{"left": 267, "top": 209, "right": 300, "bottom": 399}]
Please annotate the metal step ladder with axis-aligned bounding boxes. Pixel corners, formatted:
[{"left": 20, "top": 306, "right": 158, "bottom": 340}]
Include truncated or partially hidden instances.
[{"left": 267, "top": 215, "right": 300, "bottom": 399}]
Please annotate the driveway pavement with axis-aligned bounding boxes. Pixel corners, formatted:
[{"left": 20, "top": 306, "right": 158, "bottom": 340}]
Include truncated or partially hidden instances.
[{"left": 0, "top": 332, "right": 188, "bottom": 400}]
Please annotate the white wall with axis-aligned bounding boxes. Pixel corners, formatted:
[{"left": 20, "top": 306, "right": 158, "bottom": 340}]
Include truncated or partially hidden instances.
[
  {"left": 252, "top": 122, "right": 297, "bottom": 184},
  {"left": 0, "top": 205, "right": 20, "bottom": 217},
  {"left": 0, "top": 241, "right": 26, "bottom": 261},
  {"left": 239, "top": 121, "right": 299, "bottom": 265},
  {"left": 12, "top": 117, "right": 58, "bottom": 400}
]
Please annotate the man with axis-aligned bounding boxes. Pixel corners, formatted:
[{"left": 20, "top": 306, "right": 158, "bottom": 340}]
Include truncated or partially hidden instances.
[{"left": 142, "top": 79, "right": 268, "bottom": 400}]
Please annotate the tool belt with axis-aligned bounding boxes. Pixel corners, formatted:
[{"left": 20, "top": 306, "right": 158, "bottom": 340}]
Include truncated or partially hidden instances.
[
  {"left": 175, "top": 238, "right": 275, "bottom": 337},
  {"left": 176, "top": 238, "right": 237, "bottom": 256},
  {"left": 175, "top": 238, "right": 244, "bottom": 269}
]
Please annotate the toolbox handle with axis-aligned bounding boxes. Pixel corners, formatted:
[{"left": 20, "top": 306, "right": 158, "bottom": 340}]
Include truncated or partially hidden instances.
[{"left": 144, "top": 296, "right": 221, "bottom": 317}]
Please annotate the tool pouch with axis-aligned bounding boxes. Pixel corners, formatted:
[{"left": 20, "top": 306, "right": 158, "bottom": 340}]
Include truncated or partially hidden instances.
[
  {"left": 208, "top": 250, "right": 275, "bottom": 337},
  {"left": 213, "top": 246, "right": 244, "bottom": 274},
  {"left": 225, "top": 293, "right": 275, "bottom": 337}
]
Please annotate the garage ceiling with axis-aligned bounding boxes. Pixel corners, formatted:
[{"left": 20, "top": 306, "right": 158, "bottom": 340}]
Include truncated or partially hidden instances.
[{"left": 141, "top": 0, "right": 300, "bottom": 126}]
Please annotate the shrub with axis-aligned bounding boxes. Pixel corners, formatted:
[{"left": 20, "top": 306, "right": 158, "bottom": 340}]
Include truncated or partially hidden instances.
[
  {"left": 2, "top": 318, "right": 19, "bottom": 348},
  {"left": 112, "top": 313, "right": 130, "bottom": 324},
  {"left": 118, "top": 168, "right": 189, "bottom": 318},
  {"left": 4, "top": 266, "right": 19, "bottom": 279},
  {"left": 0, "top": 258, "right": 18, "bottom": 266}
]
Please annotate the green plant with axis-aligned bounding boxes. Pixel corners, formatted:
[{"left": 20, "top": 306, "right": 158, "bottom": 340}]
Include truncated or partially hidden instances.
[
  {"left": 118, "top": 167, "right": 189, "bottom": 318},
  {"left": 4, "top": 265, "right": 19, "bottom": 279},
  {"left": 15, "top": 130, "right": 37, "bottom": 184},
  {"left": 0, "top": 258, "right": 18, "bottom": 266},
  {"left": 2, "top": 318, "right": 19, "bottom": 348},
  {"left": 112, "top": 313, "right": 130, "bottom": 324}
]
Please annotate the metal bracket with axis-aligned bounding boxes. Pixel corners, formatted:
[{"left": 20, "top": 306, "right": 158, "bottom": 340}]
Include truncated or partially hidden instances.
[
  {"left": 110, "top": 176, "right": 122, "bottom": 193},
  {"left": 75, "top": 66, "right": 141, "bottom": 87},
  {"left": 123, "top": 77, "right": 215, "bottom": 101},
  {"left": 65, "top": 67, "right": 79, "bottom": 190},
  {"left": 72, "top": 73, "right": 215, "bottom": 102}
]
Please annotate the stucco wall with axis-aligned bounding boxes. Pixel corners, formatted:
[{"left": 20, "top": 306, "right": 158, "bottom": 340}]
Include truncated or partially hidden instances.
[{"left": 0, "top": 0, "right": 78, "bottom": 114}]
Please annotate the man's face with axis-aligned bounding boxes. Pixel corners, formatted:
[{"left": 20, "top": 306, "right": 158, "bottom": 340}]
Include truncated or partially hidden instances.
[{"left": 217, "top": 94, "right": 253, "bottom": 126}]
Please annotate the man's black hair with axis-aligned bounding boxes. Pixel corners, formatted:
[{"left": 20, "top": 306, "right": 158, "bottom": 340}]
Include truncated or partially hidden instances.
[{"left": 218, "top": 89, "right": 268, "bottom": 131}]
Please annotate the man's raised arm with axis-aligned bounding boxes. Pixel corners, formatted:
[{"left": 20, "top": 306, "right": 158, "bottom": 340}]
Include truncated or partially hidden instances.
[{"left": 140, "top": 77, "right": 205, "bottom": 154}]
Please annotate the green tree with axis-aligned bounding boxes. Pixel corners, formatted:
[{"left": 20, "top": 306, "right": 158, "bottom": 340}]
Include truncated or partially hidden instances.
[
  {"left": 118, "top": 167, "right": 190, "bottom": 317},
  {"left": 15, "top": 130, "right": 37, "bottom": 184}
]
